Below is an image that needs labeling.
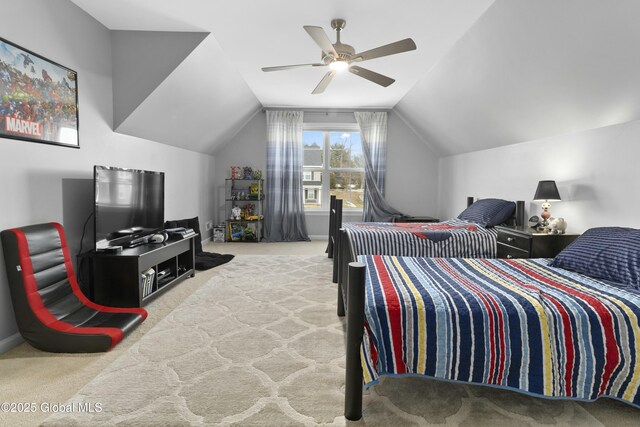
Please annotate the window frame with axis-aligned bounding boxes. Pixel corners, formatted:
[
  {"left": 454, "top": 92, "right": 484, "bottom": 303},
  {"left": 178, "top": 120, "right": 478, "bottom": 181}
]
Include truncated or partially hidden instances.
[{"left": 302, "top": 123, "right": 364, "bottom": 212}]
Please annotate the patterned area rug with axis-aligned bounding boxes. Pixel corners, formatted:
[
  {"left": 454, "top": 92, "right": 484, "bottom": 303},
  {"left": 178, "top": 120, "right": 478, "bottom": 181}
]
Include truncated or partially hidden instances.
[{"left": 43, "top": 255, "right": 637, "bottom": 426}]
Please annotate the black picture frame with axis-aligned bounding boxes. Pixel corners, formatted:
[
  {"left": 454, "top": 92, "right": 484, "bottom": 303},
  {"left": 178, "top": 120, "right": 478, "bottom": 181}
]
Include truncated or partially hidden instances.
[{"left": 0, "top": 37, "right": 79, "bottom": 148}]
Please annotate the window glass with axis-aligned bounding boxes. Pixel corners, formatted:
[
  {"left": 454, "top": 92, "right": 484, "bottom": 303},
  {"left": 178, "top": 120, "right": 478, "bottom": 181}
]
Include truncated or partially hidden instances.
[
  {"left": 329, "top": 132, "right": 363, "bottom": 168},
  {"left": 303, "top": 132, "right": 324, "bottom": 168},
  {"left": 330, "top": 171, "right": 364, "bottom": 208},
  {"left": 303, "top": 129, "right": 364, "bottom": 210}
]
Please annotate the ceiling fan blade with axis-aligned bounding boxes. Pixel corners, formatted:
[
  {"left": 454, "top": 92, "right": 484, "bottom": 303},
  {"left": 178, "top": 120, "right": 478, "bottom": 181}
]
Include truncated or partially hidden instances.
[
  {"left": 262, "top": 63, "right": 326, "bottom": 72},
  {"left": 303, "top": 26, "right": 338, "bottom": 59},
  {"left": 312, "top": 71, "right": 336, "bottom": 94},
  {"left": 353, "top": 38, "right": 417, "bottom": 62},
  {"left": 349, "top": 66, "right": 395, "bottom": 87}
]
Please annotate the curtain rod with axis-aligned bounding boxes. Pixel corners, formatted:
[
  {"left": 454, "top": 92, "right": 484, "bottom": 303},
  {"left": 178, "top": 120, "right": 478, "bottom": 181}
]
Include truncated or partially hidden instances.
[{"left": 260, "top": 108, "right": 390, "bottom": 114}]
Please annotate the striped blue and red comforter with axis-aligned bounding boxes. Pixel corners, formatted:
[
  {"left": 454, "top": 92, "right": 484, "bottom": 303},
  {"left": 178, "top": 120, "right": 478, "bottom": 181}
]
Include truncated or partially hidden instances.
[
  {"left": 360, "top": 255, "right": 640, "bottom": 406},
  {"left": 345, "top": 219, "right": 498, "bottom": 258}
]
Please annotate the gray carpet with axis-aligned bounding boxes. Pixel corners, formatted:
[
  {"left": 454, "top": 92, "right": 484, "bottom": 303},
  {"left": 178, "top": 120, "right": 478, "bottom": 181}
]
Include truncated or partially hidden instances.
[{"left": 42, "top": 255, "right": 639, "bottom": 426}]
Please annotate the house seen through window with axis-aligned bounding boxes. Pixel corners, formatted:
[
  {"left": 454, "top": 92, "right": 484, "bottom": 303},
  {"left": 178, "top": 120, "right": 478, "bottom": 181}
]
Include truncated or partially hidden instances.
[{"left": 303, "top": 130, "right": 364, "bottom": 210}]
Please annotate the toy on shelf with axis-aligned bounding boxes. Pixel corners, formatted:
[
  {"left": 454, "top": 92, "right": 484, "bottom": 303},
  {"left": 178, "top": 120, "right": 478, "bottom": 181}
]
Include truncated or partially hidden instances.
[
  {"left": 243, "top": 227, "right": 256, "bottom": 241},
  {"left": 230, "top": 206, "right": 241, "bottom": 220},
  {"left": 241, "top": 203, "right": 255, "bottom": 217},
  {"left": 225, "top": 172, "right": 264, "bottom": 242},
  {"left": 230, "top": 165, "right": 242, "bottom": 180},
  {"left": 243, "top": 166, "right": 253, "bottom": 179},
  {"left": 229, "top": 223, "right": 243, "bottom": 241}
]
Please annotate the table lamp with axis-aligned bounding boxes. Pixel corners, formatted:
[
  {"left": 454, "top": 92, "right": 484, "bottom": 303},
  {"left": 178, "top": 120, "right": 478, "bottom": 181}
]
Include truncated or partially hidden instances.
[{"left": 533, "top": 180, "right": 561, "bottom": 231}]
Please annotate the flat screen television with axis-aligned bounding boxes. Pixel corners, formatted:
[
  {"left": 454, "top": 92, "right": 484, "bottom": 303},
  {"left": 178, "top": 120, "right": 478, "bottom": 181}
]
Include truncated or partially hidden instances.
[{"left": 94, "top": 165, "right": 165, "bottom": 250}]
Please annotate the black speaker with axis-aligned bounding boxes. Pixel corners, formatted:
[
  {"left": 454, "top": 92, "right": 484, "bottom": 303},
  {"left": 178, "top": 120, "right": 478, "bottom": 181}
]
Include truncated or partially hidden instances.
[
  {"left": 467, "top": 196, "right": 474, "bottom": 207},
  {"left": 516, "top": 200, "right": 525, "bottom": 227}
]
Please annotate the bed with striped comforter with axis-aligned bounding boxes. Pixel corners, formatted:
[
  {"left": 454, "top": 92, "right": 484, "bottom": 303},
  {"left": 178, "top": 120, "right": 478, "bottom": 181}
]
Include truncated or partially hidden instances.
[
  {"left": 360, "top": 255, "right": 640, "bottom": 406},
  {"left": 344, "top": 219, "right": 498, "bottom": 258}
]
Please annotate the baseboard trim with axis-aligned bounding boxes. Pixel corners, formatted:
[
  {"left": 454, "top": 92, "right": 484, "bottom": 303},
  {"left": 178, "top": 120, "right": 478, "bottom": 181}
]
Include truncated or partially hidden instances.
[
  {"left": 0, "top": 332, "right": 23, "bottom": 354},
  {"left": 309, "top": 235, "right": 328, "bottom": 241}
]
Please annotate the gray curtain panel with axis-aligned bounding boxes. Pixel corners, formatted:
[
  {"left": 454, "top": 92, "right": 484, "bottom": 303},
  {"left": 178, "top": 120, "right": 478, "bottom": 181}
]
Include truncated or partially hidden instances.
[
  {"left": 355, "top": 111, "right": 403, "bottom": 222},
  {"left": 264, "top": 110, "right": 310, "bottom": 242}
]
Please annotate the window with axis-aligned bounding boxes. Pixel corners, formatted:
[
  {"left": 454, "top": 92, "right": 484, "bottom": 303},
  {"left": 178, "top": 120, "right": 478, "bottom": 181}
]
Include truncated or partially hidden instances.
[{"left": 303, "top": 129, "right": 364, "bottom": 210}]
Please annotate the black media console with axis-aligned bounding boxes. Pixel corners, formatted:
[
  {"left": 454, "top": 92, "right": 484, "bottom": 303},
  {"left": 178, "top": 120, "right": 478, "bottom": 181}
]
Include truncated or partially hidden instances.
[{"left": 87, "top": 235, "right": 196, "bottom": 308}]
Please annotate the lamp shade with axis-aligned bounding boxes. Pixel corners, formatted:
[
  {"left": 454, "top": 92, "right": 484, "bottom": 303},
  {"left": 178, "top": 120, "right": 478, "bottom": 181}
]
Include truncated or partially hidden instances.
[{"left": 533, "top": 180, "right": 561, "bottom": 201}]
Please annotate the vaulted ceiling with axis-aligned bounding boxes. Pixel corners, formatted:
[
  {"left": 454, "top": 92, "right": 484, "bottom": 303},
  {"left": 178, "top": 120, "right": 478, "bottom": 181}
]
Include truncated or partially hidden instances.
[{"left": 70, "top": 0, "right": 640, "bottom": 157}]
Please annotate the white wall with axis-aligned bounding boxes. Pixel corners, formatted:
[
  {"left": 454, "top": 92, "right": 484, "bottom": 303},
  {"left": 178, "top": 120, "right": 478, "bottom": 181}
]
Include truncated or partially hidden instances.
[
  {"left": 213, "top": 110, "right": 439, "bottom": 238},
  {"left": 0, "top": 0, "right": 216, "bottom": 352},
  {"left": 111, "top": 30, "right": 208, "bottom": 129},
  {"left": 385, "top": 111, "right": 439, "bottom": 219},
  {"left": 438, "top": 119, "right": 640, "bottom": 233},
  {"left": 396, "top": 0, "right": 640, "bottom": 157},
  {"left": 212, "top": 111, "right": 266, "bottom": 226}
]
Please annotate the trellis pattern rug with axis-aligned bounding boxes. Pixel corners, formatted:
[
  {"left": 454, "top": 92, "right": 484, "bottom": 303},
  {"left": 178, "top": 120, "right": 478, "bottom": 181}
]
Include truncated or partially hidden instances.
[{"left": 42, "top": 255, "right": 637, "bottom": 426}]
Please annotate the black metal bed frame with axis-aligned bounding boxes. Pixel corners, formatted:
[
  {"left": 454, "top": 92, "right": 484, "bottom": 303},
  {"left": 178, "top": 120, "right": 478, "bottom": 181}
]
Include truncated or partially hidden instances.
[
  {"left": 344, "top": 261, "right": 366, "bottom": 420},
  {"left": 335, "top": 197, "right": 526, "bottom": 420}
]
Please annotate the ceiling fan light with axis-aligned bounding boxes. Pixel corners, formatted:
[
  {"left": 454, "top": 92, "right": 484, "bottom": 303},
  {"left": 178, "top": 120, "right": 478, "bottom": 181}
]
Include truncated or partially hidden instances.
[{"left": 329, "top": 60, "right": 349, "bottom": 71}]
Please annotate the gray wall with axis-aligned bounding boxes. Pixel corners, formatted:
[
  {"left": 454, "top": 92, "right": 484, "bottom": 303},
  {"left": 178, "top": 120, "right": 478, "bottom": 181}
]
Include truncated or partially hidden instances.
[
  {"left": 385, "top": 111, "right": 439, "bottom": 219},
  {"left": 213, "top": 110, "right": 439, "bottom": 238},
  {"left": 438, "top": 119, "right": 640, "bottom": 233},
  {"left": 111, "top": 30, "right": 208, "bottom": 129},
  {"left": 212, "top": 111, "right": 266, "bottom": 227},
  {"left": 396, "top": 0, "right": 640, "bottom": 157},
  {"left": 0, "top": 0, "right": 216, "bottom": 352}
]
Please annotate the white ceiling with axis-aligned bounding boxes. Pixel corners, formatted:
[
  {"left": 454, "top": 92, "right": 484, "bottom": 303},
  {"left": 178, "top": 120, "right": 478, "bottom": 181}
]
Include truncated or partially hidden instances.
[
  {"left": 69, "top": 0, "right": 494, "bottom": 153},
  {"left": 69, "top": 0, "right": 640, "bottom": 157},
  {"left": 395, "top": 0, "right": 640, "bottom": 156}
]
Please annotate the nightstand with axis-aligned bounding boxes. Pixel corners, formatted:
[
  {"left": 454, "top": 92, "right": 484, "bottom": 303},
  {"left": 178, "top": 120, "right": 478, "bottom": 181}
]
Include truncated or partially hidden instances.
[{"left": 495, "top": 225, "right": 579, "bottom": 259}]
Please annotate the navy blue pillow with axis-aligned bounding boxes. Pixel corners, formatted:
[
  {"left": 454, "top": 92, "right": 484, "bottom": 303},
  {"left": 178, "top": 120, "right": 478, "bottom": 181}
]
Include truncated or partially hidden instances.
[
  {"left": 550, "top": 227, "right": 640, "bottom": 287},
  {"left": 457, "top": 198, "right": 516, "bottom": 227}
]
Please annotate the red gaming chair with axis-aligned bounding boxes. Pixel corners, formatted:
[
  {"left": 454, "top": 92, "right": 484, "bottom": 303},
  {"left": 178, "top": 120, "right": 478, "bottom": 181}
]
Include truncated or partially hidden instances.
[{"left": 1, "top": 222, "right": 147, "bottom": 352}]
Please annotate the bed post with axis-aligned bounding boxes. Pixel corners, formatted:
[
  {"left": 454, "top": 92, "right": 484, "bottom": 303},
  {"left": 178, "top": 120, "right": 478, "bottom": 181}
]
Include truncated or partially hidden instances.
[
  {"left": 340, "top": 230, "right": 352, "bottom": 289},
  {"left": 340, "top": 229, "right": 351, "bottom": 286},
  {"left": 345, "top": 262, "right": 365, "bottom": 421},
  {"left": 333, "top": 226, "right": 340, "bottom": 284},
  {"left": 338, "top": 228, "right": 355, "bottom": 316},
  {"left": 327, "top": 195, "right": 336, "bottom": 258},
  {"left": 336, "top": 227, "right": 345, "bottom": 316},
  {"left": 332, "top": 199, "right": 343, "bottom": 283},
  {"left": 337, "top": 228, "right": 347, "bottom": 316}
]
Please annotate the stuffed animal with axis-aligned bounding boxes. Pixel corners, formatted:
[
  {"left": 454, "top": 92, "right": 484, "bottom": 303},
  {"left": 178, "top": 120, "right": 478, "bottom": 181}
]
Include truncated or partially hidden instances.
[
  {"left": 230, "top": 166, "right": 242, "bottom": 180},
  {"left": 243, "top": 166, "right": 253, "bottom": 179},
  {"left": 547, "top": 217, "right": 567, "bottom": 234},
  {"left": 231, "top": 206, "right": 241, "bottom": 220}
]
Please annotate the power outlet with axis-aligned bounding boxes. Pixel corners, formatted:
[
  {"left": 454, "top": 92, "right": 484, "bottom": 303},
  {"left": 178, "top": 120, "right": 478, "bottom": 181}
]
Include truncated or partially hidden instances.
[{"left": 205, "top": 220, "right": 213, "bottom": 230}]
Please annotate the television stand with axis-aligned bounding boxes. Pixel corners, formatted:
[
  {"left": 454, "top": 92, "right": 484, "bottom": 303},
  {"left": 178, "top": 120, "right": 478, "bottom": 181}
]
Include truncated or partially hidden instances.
[{"left": 87, "top": 235, "right": 196, "bottom": 307}]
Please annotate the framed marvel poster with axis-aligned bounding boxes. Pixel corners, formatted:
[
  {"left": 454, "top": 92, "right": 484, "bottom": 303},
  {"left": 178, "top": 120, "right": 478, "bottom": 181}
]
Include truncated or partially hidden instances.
[{"left": 0, "top": 37, "right": 79, "bottom": 148}]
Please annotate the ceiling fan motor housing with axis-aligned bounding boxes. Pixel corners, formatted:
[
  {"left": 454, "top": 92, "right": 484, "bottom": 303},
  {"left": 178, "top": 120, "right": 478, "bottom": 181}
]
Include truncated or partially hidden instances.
[
  {"left": 323, "top": 19, "right": 354, "bottom": 64},
  {"left": 322, "top": 43, "right": 355, "bottom": 64}
]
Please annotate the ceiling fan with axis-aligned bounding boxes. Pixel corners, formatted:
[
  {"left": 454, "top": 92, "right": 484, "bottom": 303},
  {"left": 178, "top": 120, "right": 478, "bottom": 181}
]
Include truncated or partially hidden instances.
[{"left": 261, "top": 19, "right": 417, "bottom": 94}]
